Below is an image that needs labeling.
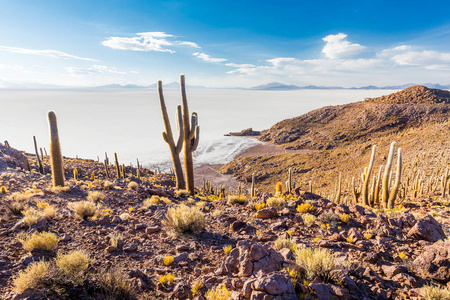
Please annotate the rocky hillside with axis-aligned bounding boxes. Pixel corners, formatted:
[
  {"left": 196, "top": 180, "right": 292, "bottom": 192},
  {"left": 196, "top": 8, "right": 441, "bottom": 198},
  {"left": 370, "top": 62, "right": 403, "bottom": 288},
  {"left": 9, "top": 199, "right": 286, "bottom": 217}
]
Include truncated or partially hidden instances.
[
  {"left": 259, "top": 85, "right": 450, "bottom": 150},
  {"left": 1, "top": 142, "right": 450, "bottom": 300}
]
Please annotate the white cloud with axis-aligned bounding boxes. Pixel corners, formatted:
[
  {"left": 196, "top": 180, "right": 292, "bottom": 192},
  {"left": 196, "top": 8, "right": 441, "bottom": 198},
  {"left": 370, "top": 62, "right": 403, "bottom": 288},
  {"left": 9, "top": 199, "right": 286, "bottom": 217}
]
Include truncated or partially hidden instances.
[
  {"left": 102, "top": 32, "right": 200, "bottom": 53},
  {"left": 226, "top": 63, "right": 255, "bottom": 68},
  {"left": 0, "top": 46, "right": 99, "bottom": 61},
  {"left": 176, "top": 41, "right": 201, "bottom": 48},
  {"left": 66, "top": 65, "right": 127, "bottom": 75},
  {"left": 0, "top": 64, "right": 25, "bottom": 71},
  {"left": 321, "top": 33, "right": 365, "bottom": 59},
  {"left": 193, "top": 52, "right": 227, "bottom": 63}
]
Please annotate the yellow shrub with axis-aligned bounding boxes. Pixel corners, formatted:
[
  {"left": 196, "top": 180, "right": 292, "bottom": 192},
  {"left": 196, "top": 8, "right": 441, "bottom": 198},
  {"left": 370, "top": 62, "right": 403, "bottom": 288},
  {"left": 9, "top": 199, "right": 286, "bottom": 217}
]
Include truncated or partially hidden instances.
[
  {"left": 163, "top": 255, "right": 174, "bottom": 266},
  {"left": 205, "top": 285, "right": 232, "bottom": 300},
  {"left": 296, "top": 203, "right": 315, "bottom": 214},
  {"left": 42, "top": 205, "right": 57, "bottom": 218},
  {"left": 295, "top": 247, "right": 336, "bottom": 282},
  {"left": 254, "top": 203, "right": 265, "bottom": 211},
  {"left": 68, "top": 201, "right": 97, "bottom": 219},
  {"left": 86, "top": 191, "right": 105, "bottom": 204},
  {"left": 266, "top": 197, "right": 286, "bottom": 210},
  {"left": 0, "top": 186, "right": 6, "bottom": 194},
  {"left": 283, "top": 267, "right": 298, "bottom": 285},
  {"left": 36, "top": 201, "right": 49, "bottom": 209},
  {"left": 19, "top": 231, "right": 59, "bottom": 251},
  {"left": 339, "top": 213, "right": 350, "bottom": 224},
  {"left": 165, "top": 205, "right": 205, "bottom": 234},
  {"left": 364, "top": 233, "right": 373, "bottom": 239},
  {"left": 143, "top": 195, "right": 160, "bottom": 207},
  {"left": 12, "top": 260, "right": 51, "bottom": 293},
  {"left": 223, "top": 245, "right": 232, "bottom": 254},
  {"left": 302, "top": 213, "right": 317, "bottom": 226},
  {"left": 346, "top": 236, "right": 355, "bottom": 244},
  {"left": 191, "top": 281, "right": 204, "bottom": 296},
  {"left": 55, "top": 250, "right": 91, "bottom": 276},
  {"left": 159, "top": 273, "right": 175, "bottom": 286},
  {"left": 398, "top": 252, "right": 407, "bottom": 260}
]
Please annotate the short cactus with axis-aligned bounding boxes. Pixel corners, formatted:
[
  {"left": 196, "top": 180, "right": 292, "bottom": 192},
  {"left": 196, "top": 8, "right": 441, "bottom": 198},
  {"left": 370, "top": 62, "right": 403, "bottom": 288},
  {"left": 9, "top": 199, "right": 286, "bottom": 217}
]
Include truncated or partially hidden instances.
[
  {"left": 362, "top": 145, "right": 376, "bottom": 206},
  {"left": 47, "top": 111, "right": 64, "bottom": 187}
]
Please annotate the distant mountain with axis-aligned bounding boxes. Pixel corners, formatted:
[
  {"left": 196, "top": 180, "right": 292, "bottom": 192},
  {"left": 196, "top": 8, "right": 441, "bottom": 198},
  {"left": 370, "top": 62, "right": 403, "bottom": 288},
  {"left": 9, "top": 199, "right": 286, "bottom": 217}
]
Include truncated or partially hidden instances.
[{"left": 249, "top": 82, "right": 450, "bottom": 91}]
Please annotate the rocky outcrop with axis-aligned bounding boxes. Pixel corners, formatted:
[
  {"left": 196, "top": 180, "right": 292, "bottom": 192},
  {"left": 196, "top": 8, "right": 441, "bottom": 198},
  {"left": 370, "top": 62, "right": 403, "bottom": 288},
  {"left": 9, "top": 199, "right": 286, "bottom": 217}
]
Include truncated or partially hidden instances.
[
  {"left": 243, "top": 271, "right": 296, "bottom": 300},
  {"left": 413, "top": 241, "right": 450, "bottom": 283},
  {"left": 407, "top": 215, "right": 446, "bottom": 242}
]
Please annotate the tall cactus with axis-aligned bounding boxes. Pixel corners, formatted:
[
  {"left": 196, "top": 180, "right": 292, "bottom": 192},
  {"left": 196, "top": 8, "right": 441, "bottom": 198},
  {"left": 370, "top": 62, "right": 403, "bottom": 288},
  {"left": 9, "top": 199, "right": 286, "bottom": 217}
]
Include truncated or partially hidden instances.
[
  {"left": 251, "top": 173, "right": 256, "bottom": 198},
  {"left": 387, "top": 148, "right": 403, "bottom": 208},
  {"left": 47, "top": 111, "right": 64, "bottom": 187},
  {"left": 362, "top": 145, "right": 377, "bottom": 206},
  {"left": 382, "top": 142, "right": 396, "bottom": 207},
  {"left": 33, "top": 136, "right": 44, "bottom": 175},
  {"left": 180, "top": 75, "right": 200, "bottom": 194},
  {"left": 287, "top": 168, "right": 292, "bottom": 194},
  {"left": 158, "top": 81, "right": 186, "bottom": 190}
]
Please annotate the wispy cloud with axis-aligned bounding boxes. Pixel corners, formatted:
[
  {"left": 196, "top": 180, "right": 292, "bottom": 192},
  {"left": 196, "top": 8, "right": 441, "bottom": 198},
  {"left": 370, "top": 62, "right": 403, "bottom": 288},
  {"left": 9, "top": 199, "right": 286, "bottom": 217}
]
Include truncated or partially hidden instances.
[
  {"left": 193, "top": 52, "right": 227, "bottom": 63},
  {"left": 0, "top": 64, "right": 25, "bottom": 71},
  {"left": 0, "top": 46, "right": 99, "bottom": 61},
  {"left": 321, "top": 33, "right": 365, "bottom": 59},
  {"left": 66, "top": 65, "right": 126, "bottom": 75},
  {"left": 102, "top": 32, "right": 200, "bottom": 53}
]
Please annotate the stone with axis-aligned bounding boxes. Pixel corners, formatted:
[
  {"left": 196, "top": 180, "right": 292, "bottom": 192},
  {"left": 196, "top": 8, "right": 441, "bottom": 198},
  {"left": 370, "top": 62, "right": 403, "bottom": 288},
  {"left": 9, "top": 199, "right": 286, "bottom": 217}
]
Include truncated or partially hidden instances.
[
  {"left": 145, "top": 225, "right": 161, "bottom": 234},
  {"left": 32, "top": 218, "right": 48, "bottom": 231},
  {"left": 173, "top": 252, "right": 189, "bottom": 263},
  {"left": 413, "top": 241, "right": 450, "bottom": 283},
  {"left": 278, "top": 248, "right": 295, "bottom": 261},
  {"left": 231, "top": 221, "right": 248, "bottom": 232},
  {"left": 381, "top": 264, "right": 408, "bottom": 279},
  {"left": 256, "top": 208, "right": 277, "bottom": 219},
  {"left": 123, "top": 243, "right": 138, "bottom": 252},
  {"left": 407, "top": 215, "right": 446, "bottom": 242},
  {"left": 310, "top": 283, "right": 356, "bottom": 300},
  {"left": 173, "top": 281, "right": 191, "bottom": 299},
  {"left": 243, "top": 271, "right": 296, "bottom": 300},
  {"left": 135, "top": 223, "right": 147, "bottom": 230},
  {"left": 349, "top": 205, "right": 365, "bottom": 215},
  {"left": 392, "top": 273, "right": 418, "bottom": 287}
]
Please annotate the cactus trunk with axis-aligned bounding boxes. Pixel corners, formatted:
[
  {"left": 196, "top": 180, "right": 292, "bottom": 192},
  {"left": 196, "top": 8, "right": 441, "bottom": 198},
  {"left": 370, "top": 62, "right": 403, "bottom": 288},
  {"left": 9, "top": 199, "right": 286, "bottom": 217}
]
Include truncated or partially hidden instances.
[
  {"left": 362, "top": 145, "right": 376, "bottom": 206},
  {"left": 47, "top": 111, "right": 64, "bottom": 187},
  {"left": 387, "top": 148, "right": 403, "bottom": 208},
  {"left": 382, "top": 142, "right": 396, "bottom": 207}
]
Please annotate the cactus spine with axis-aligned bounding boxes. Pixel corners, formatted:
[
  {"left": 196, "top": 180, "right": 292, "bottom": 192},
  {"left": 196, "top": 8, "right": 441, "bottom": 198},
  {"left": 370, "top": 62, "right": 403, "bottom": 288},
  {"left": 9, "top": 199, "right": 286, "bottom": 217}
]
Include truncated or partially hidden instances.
[
  {"left": 47, "top": 111, "right": 64, "bottom": 187},
  {"left": 382, "top": 142, "right": 396, "bottom": 207},
  {"left": 387, "top": 148, "right": 403, "bottom": 208},
  {"left": 158, "top": 81, "right": 186, "bottom": 190},
  {"left": 180, "top": 75, "right": 200, "bottom": 195},
  {"left": 362, "top": 145, "right": 376, "bottom": 206}
]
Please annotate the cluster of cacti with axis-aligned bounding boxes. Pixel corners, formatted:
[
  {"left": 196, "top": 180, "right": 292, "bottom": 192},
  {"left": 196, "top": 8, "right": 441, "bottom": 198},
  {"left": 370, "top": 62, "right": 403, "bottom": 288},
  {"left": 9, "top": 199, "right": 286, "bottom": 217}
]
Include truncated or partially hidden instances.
[
  {"left": 158, "top": 75, "right": 199, "bottom": 194},
  {"left": 47, "top": 111, "right": 65, "bottom": 187},
  {"left": 361, "top": 145, "right": 376, "bottom": 206}
]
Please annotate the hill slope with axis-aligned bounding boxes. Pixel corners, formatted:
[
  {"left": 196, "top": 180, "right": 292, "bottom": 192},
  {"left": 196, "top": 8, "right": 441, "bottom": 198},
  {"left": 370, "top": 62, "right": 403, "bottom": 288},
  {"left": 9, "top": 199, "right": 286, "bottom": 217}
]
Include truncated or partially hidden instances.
[{"left": 222, "top": 86, "right": 450, "bottom": 194}]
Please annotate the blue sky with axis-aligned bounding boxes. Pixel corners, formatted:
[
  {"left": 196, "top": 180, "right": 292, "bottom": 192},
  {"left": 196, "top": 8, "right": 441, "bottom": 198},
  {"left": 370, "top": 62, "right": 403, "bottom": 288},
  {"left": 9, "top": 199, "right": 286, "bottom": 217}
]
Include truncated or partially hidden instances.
[{"left": 1, "top": 0, "right": 450, "bottom": 87}]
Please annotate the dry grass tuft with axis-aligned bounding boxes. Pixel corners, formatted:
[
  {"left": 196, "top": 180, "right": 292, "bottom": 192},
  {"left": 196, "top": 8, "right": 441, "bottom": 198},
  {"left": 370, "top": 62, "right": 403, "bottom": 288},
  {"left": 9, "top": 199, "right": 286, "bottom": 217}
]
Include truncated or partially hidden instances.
[
  {"left": 274, "top": 237, "right": 294, "bottom": 251},
  {"left": 19, "top": 231, "right": 59, "bottom": 251},
  {"left": 423, "top": 285, "right": 450, "bottom": 300},
  {"left": 7, "top": 201, "right": 27, "bottom": 215},
  {"left": 165, "top": 204, "right": 205, "bottom": 234},
  {"left": 266, "top": 197, "right": 286, "bottom": 210},
  {"left": 143, "top": 195, "right": 160, "bottom": 207},
  {"left": 52, "top": 186, "right": 70, "bottom": 193},
  {"left": 12, "top": 260, "right": 51, "bottom": 293},
  {"left": 68, "top": 201, "right": 97, "bottom": 219},
  {"left": 191, "top": 280, "right": 204, "bottom": 296},
  {"left": 55, "top": 250, "right": 91, "bottom": 277},
  {"left": 295, "top": 247, "right": 336, "bottom": 282},
  {"left": 302, "top": 213, "right": 317, "bottom": 226},
  {"left": 22, "top": 208, "right": 44, "bottom": 226},
  {"left": 86, "top": 191, "right": 106, "bottom": 204},
  {"left": 95, "top": 268, "right": 137, "bottom": 299},
  {"left": 227, "top": 194, "right": 247, "bottom": 205}
]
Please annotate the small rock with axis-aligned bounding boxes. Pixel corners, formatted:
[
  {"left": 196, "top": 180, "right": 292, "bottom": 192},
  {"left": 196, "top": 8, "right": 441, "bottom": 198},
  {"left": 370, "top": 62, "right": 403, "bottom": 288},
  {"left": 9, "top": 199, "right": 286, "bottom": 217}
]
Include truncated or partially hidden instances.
[
  {"left": 407, "top": 215, "right": 446, "bottom": 242},
  {"left": 135, "top": 223, "right": 147, "bottom": 230},
  {"left": 174, "top": 252, "right": 189, "bottom": 263},
  {"left": 145, "top": 225, "right": 162, "bottom": 234},
  {"left": 256, "top": 208, "right": 277, "bottom": 219},
  {"left": 123, "top": 243, "right": 138, "bottom": 252},
  {"left": 381, "top": 264, "right": 408, "bottom": 279}
]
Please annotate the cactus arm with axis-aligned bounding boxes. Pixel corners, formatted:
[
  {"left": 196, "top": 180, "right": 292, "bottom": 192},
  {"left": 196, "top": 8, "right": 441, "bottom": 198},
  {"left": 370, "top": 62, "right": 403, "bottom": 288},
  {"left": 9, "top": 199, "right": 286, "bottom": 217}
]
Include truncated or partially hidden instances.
[
  {"left": 191, "top": 126, "right": 200, "bottom": 151},
  {"left": 162, "top": 132, "right": 169, "bottom": 143},
  {"left": 175, "top": 105, "right": 184, "bottom": 155}
]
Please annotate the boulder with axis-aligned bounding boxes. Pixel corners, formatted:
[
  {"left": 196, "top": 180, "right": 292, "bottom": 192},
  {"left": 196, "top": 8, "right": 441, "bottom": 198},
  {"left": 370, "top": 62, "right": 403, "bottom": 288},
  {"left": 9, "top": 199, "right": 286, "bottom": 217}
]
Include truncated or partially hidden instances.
[
  {"left": 243, "top": 271, "right": 296, "bottom": 300},
  {"left": 413, "top": 241, "right": 450, "bottom": 283},
  {"left": 407, "top": 215, "right": 446, "bottom": 242}
]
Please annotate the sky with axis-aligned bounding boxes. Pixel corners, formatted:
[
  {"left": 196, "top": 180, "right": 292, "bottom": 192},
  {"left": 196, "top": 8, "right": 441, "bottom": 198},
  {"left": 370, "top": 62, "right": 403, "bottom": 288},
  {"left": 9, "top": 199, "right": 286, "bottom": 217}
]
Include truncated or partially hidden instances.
[{"left": 1, "top": 0, "right": 450, "bottom": 88}]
